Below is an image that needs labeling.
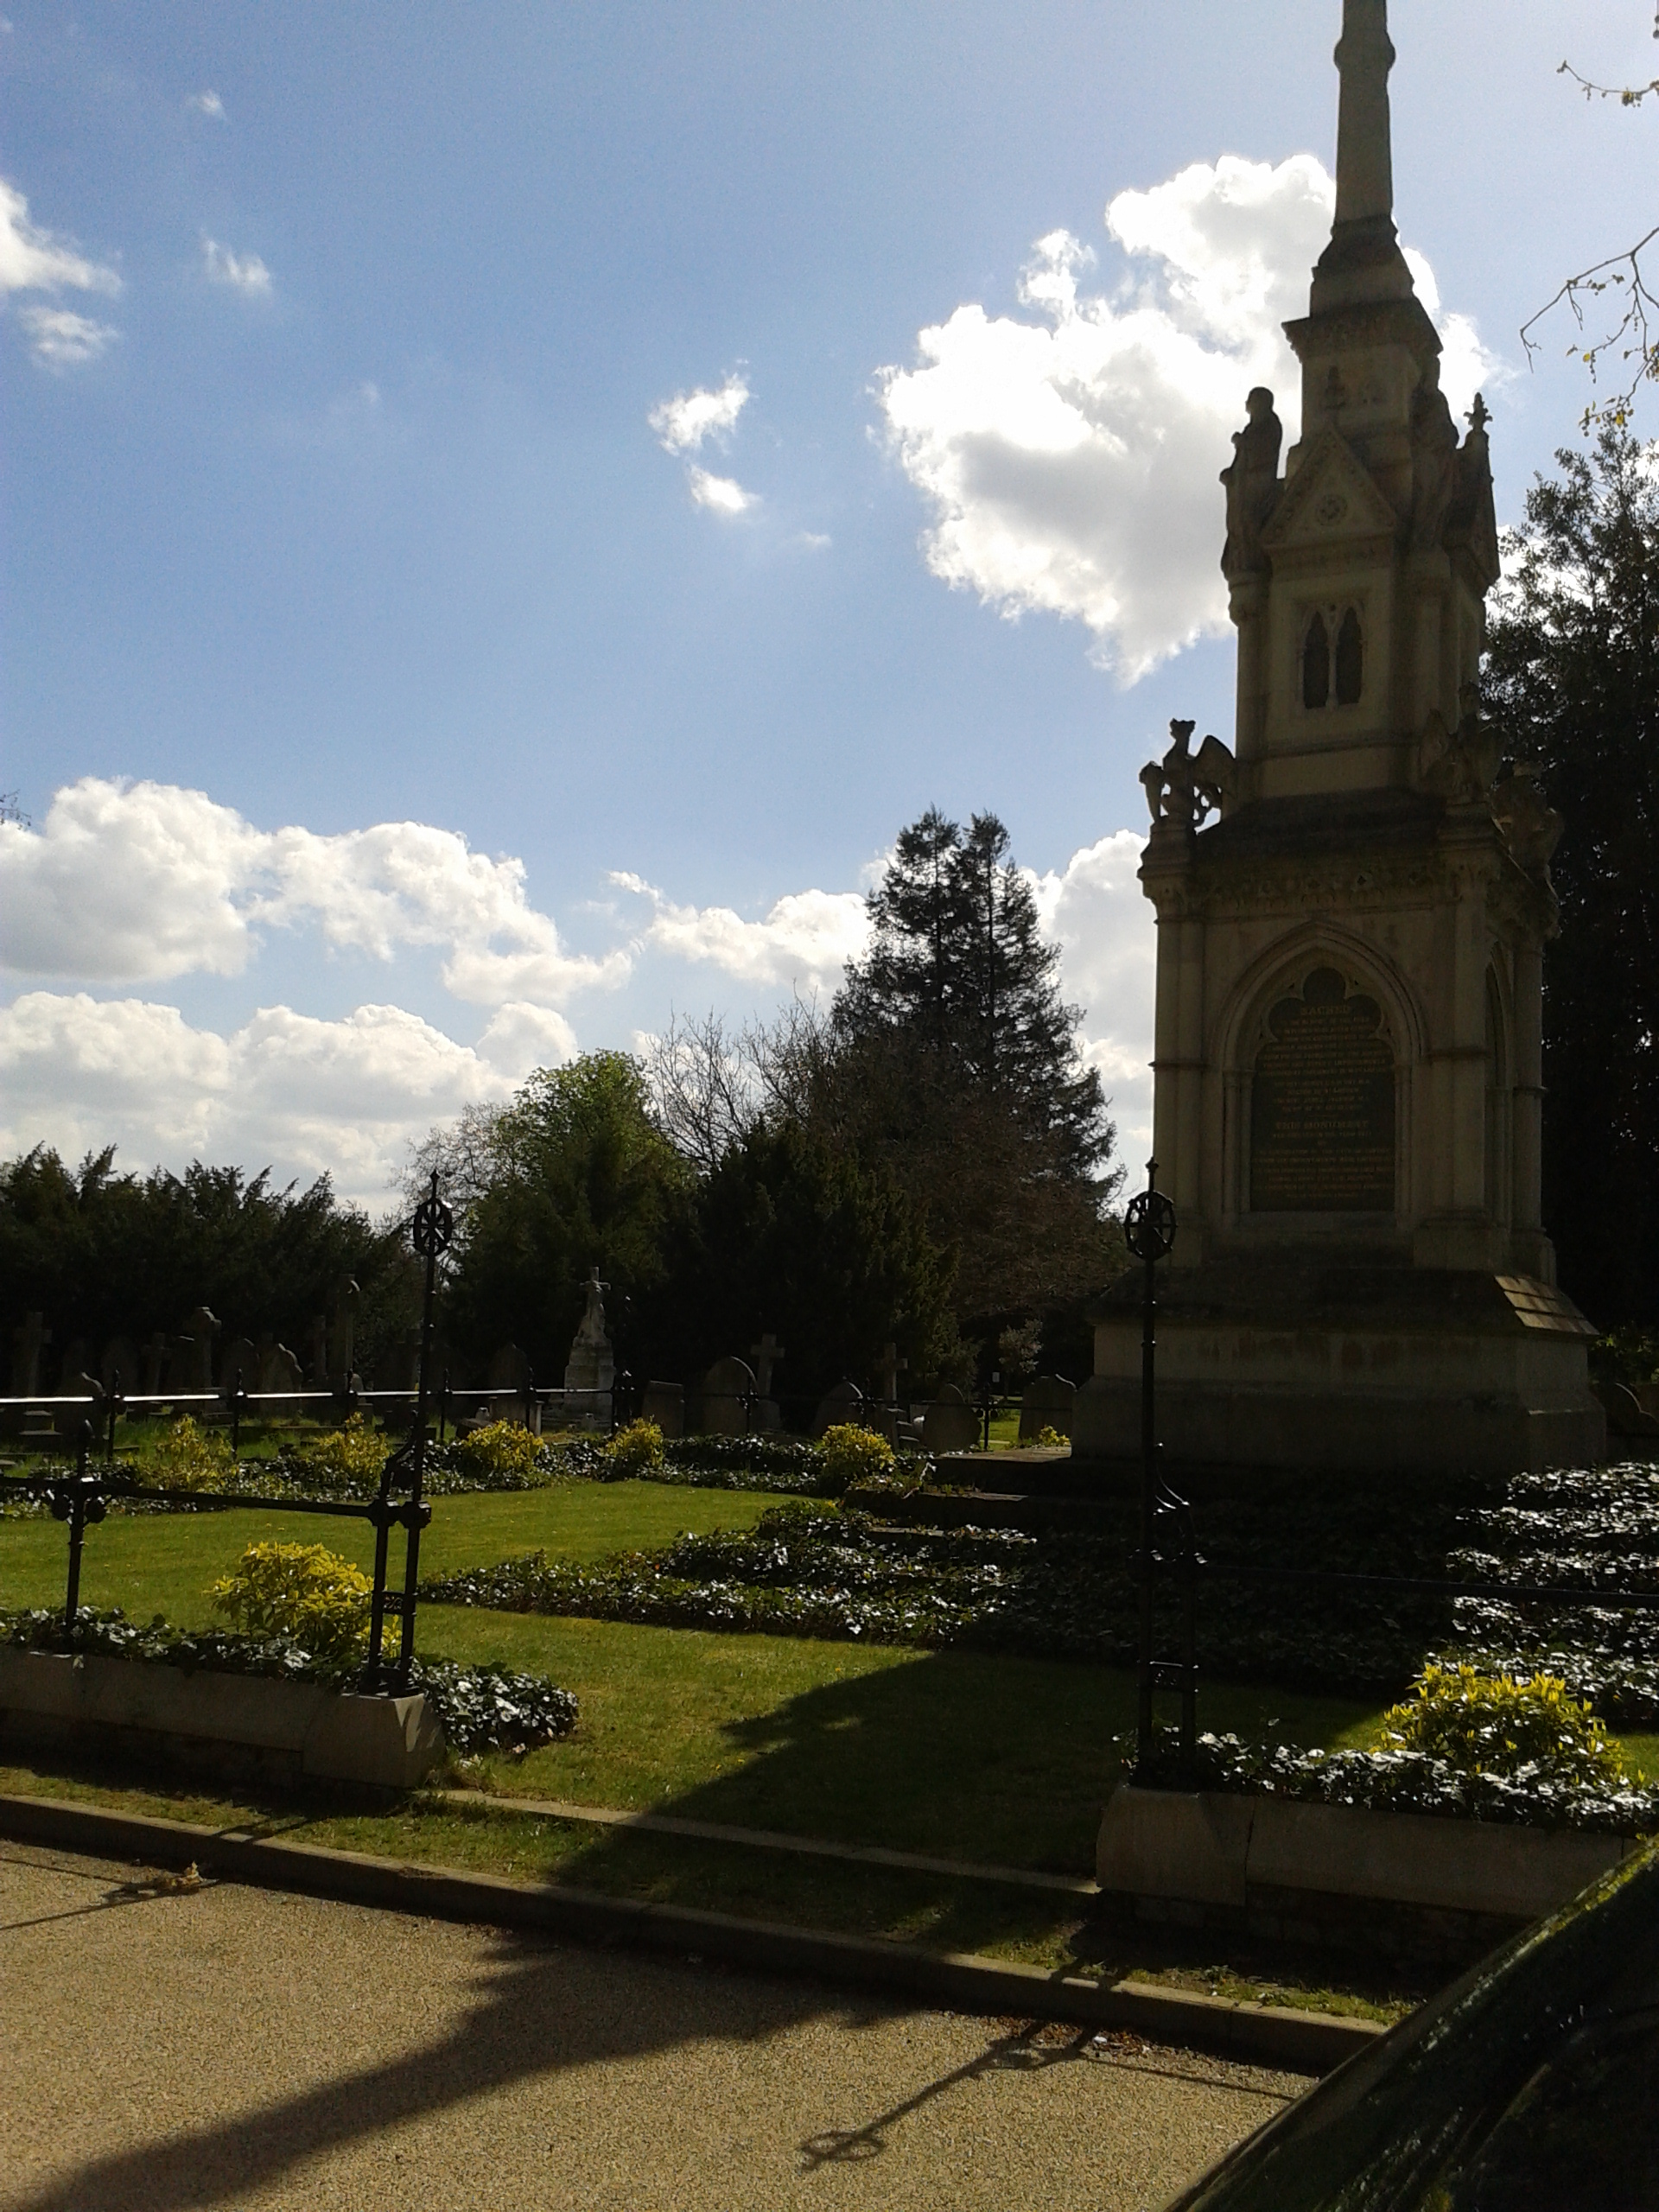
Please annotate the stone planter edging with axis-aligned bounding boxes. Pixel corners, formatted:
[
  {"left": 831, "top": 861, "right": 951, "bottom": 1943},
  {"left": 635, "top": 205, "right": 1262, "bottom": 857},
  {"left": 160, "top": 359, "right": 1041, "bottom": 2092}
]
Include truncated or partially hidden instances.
[
  {"left": 0, "top": 1648, "right": 444, "bottom": 1789},
  {"left": 1096, "top": 1782, "right": 1638, "bottom": 1923}
]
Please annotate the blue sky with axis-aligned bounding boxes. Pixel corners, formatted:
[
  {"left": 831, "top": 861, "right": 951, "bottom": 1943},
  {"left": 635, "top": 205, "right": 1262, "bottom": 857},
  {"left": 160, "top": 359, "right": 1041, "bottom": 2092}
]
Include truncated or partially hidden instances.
[{"left": 2, "top": 2, "right": 1652, "bottom": 1207}]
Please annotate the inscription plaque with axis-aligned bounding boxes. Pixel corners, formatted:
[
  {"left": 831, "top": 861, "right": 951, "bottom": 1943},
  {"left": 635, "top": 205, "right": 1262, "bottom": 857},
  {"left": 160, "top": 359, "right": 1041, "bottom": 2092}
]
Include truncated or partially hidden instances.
[{"left": 1249, "top": 967, "right": 1394, "bottom": 1211}]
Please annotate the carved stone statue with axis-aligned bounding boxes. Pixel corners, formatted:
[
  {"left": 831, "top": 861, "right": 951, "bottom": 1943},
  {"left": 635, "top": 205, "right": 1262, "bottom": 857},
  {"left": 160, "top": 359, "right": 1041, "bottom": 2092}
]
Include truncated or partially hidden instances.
[
  {"left": 1490, "top": 760, "right": 1563, "bottom": 883},
  {"left": 1140, "top": 719, "right": 1237, "bottom": 830},
  {"left": 1219, "top": 386, "right": 1282, "bottom": 576},
  {"left": 1416, "top": 682, "right": 1499, "bottom": 804}
]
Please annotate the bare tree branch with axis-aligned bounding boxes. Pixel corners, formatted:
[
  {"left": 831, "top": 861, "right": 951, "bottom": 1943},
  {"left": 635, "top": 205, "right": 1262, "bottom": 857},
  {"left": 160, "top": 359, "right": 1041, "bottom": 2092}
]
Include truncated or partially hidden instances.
[{"left": 1522, "top": 19, "right": 1659, "bottom": 429}]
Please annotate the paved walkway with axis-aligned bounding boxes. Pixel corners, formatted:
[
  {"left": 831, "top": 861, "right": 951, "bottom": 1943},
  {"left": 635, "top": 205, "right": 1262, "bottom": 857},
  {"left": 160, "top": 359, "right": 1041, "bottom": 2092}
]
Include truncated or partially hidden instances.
[{"left": 0, "top": 1844, "right": 1309, "bottom": 2211}]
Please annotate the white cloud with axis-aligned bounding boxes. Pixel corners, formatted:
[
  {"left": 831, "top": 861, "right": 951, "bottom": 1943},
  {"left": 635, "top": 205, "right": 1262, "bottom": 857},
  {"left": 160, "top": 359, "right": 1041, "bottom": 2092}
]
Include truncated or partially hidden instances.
[
  {"left": 0, "top": 992, "right": 515, "bottom": 1210},
  {"left": 0, "top": 779, "right": 629, "bottom": 1006},
  {"left": 475, "top": 1001, "right": 579, "bottom": 1077},
  {"left": 650, "top": 373, "right": 750, "bottom": 454},
  {"left": 613, "top": 872, "right": 871, "bottom": 990},
  {"left": 16, "top": 304, "right": 120, "bottom": 369},
  {"left": 2, "top": 175, "right": 122, "bottom": 367},
  {"left": 877, "top": 156, "right": 1499, "bottom": 683},
  {"left": 686, "top": 466, "right": 757, "bottom": 516},
  {"left": 201, "top": 235, "right": 272, "bottom": 296},
  {"left": 188, "top": 91, "right": 226, "bottom": 118},
  {"left": 0, "top": 177, "right": 121, "bottom": 299}
]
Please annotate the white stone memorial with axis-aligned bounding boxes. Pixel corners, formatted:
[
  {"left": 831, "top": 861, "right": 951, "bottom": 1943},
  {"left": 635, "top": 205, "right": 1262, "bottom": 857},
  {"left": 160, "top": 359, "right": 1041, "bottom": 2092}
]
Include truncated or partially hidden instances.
[{"left": 1074, "top": 1, "right": 1605, "bottom": 1478}]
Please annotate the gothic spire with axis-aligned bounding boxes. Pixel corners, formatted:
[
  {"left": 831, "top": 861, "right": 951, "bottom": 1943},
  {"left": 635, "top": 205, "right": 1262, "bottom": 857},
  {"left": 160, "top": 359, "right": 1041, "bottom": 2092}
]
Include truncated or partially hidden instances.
[
  {"left": 1333, "top": 0, "right": 1394, "bottom": 226},
  {"left": 1309, "top": 0, "right": 1415, "bottom": 311}
]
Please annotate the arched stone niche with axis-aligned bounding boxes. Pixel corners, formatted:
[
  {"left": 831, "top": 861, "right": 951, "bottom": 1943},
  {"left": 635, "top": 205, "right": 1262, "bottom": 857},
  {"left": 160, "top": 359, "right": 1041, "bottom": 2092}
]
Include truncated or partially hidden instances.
[{"left": 1248, "top": 966, "right": 1395, "bottom": 1212}]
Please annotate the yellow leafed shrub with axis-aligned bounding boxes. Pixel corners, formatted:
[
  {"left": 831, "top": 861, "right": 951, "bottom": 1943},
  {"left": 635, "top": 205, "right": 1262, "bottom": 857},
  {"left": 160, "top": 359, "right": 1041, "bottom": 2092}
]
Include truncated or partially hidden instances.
[
  {"left": 820, "top": 1421, "right": 895, "bottom": 1489},
  {"left": 603, "top": 1418, "right": 664, "bottom": 1478},
  {"left": 149, "top": 1415, "right": 234, "bottom": 1492},
  {"left": 299, "top": 1412, "right": 390, "bottom": 1488},
  {"left": 456, "top": 1419, "right": 543, "bottom": 1480},
  {"left": 207, "top": 1541, "right": 373, "bottom": 1662},
  {"left": 1379, "top": 1662, "right": 1630, "bottom": 1791}
]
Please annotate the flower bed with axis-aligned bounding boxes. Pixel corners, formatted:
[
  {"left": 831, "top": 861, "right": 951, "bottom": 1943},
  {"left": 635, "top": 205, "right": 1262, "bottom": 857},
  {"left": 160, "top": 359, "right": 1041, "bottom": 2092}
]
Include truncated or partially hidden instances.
[
  {"left": 0, "top": 1607, "right": 577, "bottom": 1757},
  {"left": 418, "top": 1462, "right": 1659, "bottom": 1726}
]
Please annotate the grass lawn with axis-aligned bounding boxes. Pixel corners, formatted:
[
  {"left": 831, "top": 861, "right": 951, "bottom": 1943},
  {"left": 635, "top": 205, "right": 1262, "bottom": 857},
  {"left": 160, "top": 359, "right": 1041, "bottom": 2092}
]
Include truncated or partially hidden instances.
[{"left": 0, "top": 1479, "right": 781, "bottom": 1624}]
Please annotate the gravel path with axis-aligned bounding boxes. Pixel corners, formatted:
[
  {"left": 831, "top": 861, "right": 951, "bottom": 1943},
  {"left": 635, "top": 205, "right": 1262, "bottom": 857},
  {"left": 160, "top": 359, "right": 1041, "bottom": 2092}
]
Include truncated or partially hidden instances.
[{"left": 0, "top": 1844, "right": 1309, "bottom": 2211}]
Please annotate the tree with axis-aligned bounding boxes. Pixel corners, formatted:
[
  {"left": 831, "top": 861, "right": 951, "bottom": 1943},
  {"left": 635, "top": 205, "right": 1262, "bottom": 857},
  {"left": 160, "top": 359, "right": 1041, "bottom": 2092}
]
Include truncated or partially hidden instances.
[
  {"left": 438, "top": 1052, "right": 693, "bottom": 1376},
  {"left": 826, "top": 809, "right": 1121, "bottom": 1337},
  {"left": 645, "top": 1119, "right": 958, "bottom": 1406},
  {"left": 1482, "top": 426, "right": 1659, "bottom": 1325},
  {"left": 0, "top": 1147, "right": 416, "bottom": 1378}
]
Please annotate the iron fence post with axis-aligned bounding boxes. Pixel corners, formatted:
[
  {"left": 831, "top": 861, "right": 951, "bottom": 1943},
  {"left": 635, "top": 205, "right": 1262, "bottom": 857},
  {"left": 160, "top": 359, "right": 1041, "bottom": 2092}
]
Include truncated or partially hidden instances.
[{"left": 1123, "top": 1160, "right": 1177, "bottom": 1780}]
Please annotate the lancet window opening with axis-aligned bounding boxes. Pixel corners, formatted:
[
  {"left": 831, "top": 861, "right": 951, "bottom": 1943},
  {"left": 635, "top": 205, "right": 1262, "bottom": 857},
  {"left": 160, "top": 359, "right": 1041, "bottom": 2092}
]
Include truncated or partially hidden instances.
[{"left": 1300, "top": 603, "right": 1364, "bottom": 709}]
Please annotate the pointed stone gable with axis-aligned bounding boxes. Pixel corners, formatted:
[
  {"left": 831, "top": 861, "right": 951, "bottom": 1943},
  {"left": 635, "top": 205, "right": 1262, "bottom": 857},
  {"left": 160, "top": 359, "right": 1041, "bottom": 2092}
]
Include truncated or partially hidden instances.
[{"left": 1260, "top": 427, "right": 1397, "bottom": 556}]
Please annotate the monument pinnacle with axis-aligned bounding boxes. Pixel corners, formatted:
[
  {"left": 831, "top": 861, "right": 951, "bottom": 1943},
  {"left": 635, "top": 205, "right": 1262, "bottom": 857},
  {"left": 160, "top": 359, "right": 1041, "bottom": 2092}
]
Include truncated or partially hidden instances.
[
  {"left": 1308, "top": 0, "right": 1415, "bottom": 313},
  {"left": 1332, "top": 0, "right": 1395, "bottom": 228}
]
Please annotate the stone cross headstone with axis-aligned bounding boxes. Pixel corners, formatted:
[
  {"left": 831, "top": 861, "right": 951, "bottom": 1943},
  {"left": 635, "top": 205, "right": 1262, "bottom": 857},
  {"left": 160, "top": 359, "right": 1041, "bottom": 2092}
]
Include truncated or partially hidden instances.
[
  {"left": 563, "top": 1268, "right": 614, "bottom": 1421},
  {"left": 327, "top": 1279, "right": 360, "bottom": 1390},
  {"left": 748, "top": 1332, "right": 785, "bottom": 1430},
  {"left": 10, "top": 1312, "right": 51, "bottom": 1398},
  {"left": 139, "top": 1331, "right": 169, "bottom": 1398},
  {"left": 100, "top": 1335, "right": 138, "bottom": 1399},
  {"left": 922, "top": 1382, "right": 979, "bottom": 1455},
  {"left": 749, "top": 1332, "right": 785, "bottom": 1398},
  {"left": 1018, "top": 1373, "right": 1077, "bottom": 1442},
  {"left": 700, "top": 1356, "right": 754, "bottom": 1436},
  {"left": 304, "top": 1313, "right": 329, "bottom": 1389},
  {"left": 874, "top": 1341, "right": 908, "bottom": 1407},
  {"left": 641, "top": 1379, "right": 685, "bottom": 1439},
  {"left": 812, "top": 1379, "right": 865, "bottom": 1438},
  {"left": 175, "top": 1307, "right": 219, "bottom": 1395}
]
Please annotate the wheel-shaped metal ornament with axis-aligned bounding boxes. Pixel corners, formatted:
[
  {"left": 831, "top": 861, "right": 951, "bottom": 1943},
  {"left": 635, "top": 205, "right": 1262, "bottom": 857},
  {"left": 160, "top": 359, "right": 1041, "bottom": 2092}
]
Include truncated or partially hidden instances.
[
  {"left": 1124, "top": 1186, "right": 1177, "bottom": 1262},
  {"left": 412, "top": 1195, "right": 454, "bottom": 1257}
]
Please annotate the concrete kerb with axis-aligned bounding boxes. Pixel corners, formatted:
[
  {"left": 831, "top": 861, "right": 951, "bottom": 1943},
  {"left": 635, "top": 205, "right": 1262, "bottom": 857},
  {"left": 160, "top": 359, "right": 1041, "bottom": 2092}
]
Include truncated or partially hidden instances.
[{"left": 0, "top": 1789, "right": 1381, "bottom": 2077}]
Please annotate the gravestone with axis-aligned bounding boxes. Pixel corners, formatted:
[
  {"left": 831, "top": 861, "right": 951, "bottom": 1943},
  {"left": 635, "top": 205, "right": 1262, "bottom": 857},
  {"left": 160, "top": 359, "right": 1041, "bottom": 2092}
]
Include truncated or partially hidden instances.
[
  {"left": 700, "top": 1357, "right": 753, "bottom": 1436},
  {"left": 488, "top": 1343, "right": 538, "bottom": 1430},
  {"left": 220, "top": 1337, "right": 259, "bottom": 1405},
  {"left": 749, "top": 1332, "right": 785, "bottom": 1430},
  {"left": 563, "top": 1267, "right": 614, "bottom": 1424},
  {"left": 257, "top": 1339, "right": 305, "bottom": 1395},
  {"left": 641, "top": 1380, "right": 685, "bottom": 1439},
  {"left": 138, "top": 1331, "right": 169, "bottom": 1401},
  {"left": 812, "top": 1379, "right": 864, "bottom": 1438},
  {"left": 922, "top": 1383, "right": 978, "bottom": 1455},
  {"left": 1249, "top": 969, "right": 1394, "bottom": 1211},
  {"left": 100, "top": 1335, "right": 138, "bottom": 1400},
  {"left": 328, "top": 1280, "right": 360, "bottom": 1390},
  {"left": 9, "top": 1312, "right": 50, "bottom": 1398},
  {"left": 55, "top": 1367, "right": 104, "bottom": 1442},
  {"left": 304, "top": 1314, "right": 329, "bottom": 1389},
  {"left": 174, "top": 1308, "right": 219, "bottom": 1395},
  {"left": 1018, "top": 1374, "right": 1077, "bottom": 1442}
]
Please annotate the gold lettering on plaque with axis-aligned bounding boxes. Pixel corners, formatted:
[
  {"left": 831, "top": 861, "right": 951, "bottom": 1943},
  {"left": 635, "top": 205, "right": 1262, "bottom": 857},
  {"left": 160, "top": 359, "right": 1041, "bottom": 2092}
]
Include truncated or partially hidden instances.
[{"left": 1250, "top": 967, "right": 1395, "bottom": 1211}]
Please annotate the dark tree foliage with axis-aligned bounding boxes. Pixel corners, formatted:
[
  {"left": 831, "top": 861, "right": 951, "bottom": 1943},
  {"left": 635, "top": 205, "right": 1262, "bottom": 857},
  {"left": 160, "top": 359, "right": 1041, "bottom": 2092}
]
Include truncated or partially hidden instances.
[
  {"left": 827, "top": 809, "right": 1120, "bottom": 1335},
  {"left": 442, "top": 1052, "right": 693, "bottom": 1376},
  {"left": 0, "top": 1147, "right": 417, "bottom": 1382},
  {"left": 639, "top": 1119, "right": 958, "bottom": 1408},
  {"left": 1483, "top": 428, "right": 1659, "bottom": 1325}
]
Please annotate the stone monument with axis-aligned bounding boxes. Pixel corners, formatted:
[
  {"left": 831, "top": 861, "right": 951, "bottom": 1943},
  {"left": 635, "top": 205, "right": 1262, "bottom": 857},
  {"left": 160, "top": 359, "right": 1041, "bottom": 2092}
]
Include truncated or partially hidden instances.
[
  {"left": 563, "top": 1267, "right": 614, "bottom": 1424},
  {"left": 1074, "top": 0, "right": 1604, "bottom": 1478}
]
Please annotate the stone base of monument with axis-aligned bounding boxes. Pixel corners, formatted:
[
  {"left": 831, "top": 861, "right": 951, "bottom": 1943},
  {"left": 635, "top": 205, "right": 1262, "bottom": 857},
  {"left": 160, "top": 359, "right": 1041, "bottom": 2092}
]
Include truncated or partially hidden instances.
[
  {"left": 0, "top": 1649, "right": 445, "bottom": 1789},
  {"left": 1075, "top": 1258, "right": 1605, "bottom": 1478},
  {"left": 1096, "top": 1783, "right": 1637, "bottom": 1967}
]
